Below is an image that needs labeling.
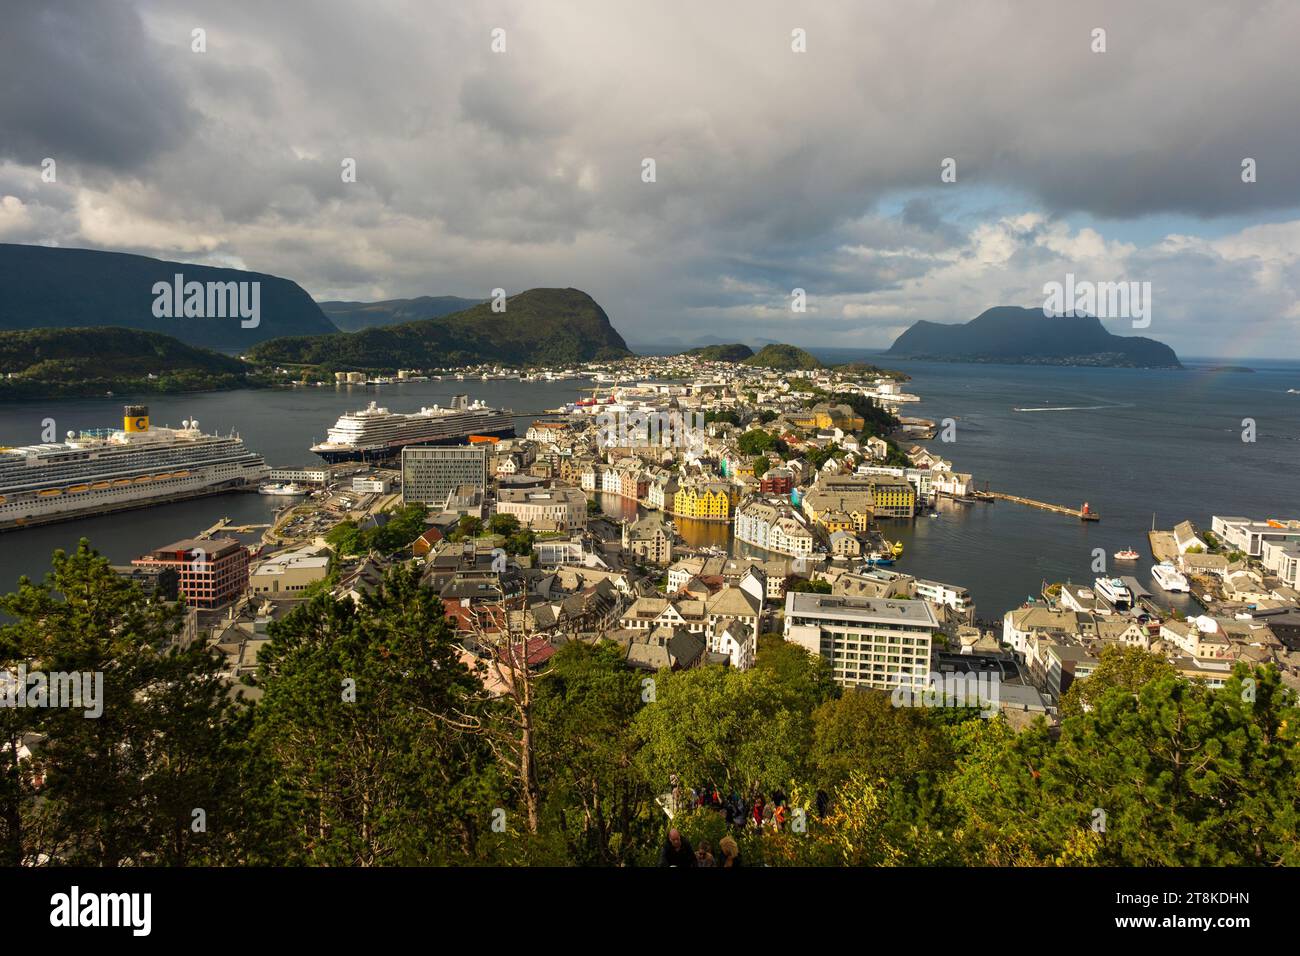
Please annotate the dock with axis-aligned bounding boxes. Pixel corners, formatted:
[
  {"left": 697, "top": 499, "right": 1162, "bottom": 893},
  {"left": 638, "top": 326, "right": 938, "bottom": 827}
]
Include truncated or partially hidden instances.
[
  {"left": 1148, "top": 530, "right": 1179, "bottom": 562},
  {"left": 974, "top": 491, "right": 1100, "bottom": 521},
  {"left": 198, "top": 517, "right": 272, "bottom": 538}
]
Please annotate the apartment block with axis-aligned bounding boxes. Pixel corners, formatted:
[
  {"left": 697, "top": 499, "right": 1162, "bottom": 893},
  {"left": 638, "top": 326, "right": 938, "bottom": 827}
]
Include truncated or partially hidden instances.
[{"left": 783, "top": 592, "right": 937, "bottom": 690}]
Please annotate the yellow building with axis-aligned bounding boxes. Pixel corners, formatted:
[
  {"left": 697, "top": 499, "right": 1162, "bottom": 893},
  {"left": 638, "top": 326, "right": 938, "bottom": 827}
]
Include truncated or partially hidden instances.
[
  {"left": 868, "top": 479, "right": 915, "bottom": 518},
  {"left": 788, "top": 403, "right": 865, "bottom": 433},
  {"left": 802, "top": 491, "right": 872, "bottom": 532},
  {"left": 673, "top": 482, "right": 734, "bottom": 520}
]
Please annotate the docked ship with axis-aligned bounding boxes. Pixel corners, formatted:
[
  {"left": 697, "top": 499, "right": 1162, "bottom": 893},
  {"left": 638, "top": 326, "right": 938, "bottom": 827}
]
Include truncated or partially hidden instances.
[
  {"left": 1151, "top": 562, "right": 1191, "bottom": 593},
  {"left": 1094, "top": 576, "right": 1133, "bottom": 609},
  {"left": 0, "top": 405, "right": 269, "bottom": 532},
  {"left": 310, "top": 394, "right": 515, "bottom": 463},
  {"left": 259, "top": 482, "right": 308, "bottom": 496}
]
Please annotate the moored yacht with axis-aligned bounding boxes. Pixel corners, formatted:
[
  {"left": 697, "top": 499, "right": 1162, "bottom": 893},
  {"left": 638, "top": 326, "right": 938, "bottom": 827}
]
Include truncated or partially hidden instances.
[
  {"left": 1151, "top": 562, "right": 1190, "bottom": 593},
  {"left": 1094, "top": 577, "right": 1133, "bottom": 608}
]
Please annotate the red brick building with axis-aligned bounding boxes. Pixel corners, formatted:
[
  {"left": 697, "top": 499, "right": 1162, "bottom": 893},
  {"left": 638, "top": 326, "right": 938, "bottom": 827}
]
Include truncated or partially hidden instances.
[
  {"left": 759, "top": 469, "right": 794, "bottom": 496},
  {"left": 132, "top": 537, "right": 249, "bottom": 609}
]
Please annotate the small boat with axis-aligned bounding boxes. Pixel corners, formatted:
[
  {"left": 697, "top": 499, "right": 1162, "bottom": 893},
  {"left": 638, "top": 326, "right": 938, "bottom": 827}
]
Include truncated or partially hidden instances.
[
  {"left": 67, "top": 484, "right": 90, "bottom": 494},
  {"left": 259, "top": 482, "right": 308, "bottom": 497},
  {"left": 91, "top": 481, "right": 111, "bottom": 490},
  {"left": 37, "top": 488, "right": 62, "bottom": 497},
  {"left": 113, "top": 478, "right": 132, "bottom": 486},
  {"left": 1114, "top": 548, "right": 1140, "bottom": 561}
]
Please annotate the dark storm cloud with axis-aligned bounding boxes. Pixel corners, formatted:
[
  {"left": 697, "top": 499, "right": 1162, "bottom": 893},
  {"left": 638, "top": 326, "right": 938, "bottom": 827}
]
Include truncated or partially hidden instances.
[
  {"left": 0, "top": 0, "right": 197, "bottom": 172},
  {"left": 0, "top": 0, "right": 1297, "bottom": 355}
]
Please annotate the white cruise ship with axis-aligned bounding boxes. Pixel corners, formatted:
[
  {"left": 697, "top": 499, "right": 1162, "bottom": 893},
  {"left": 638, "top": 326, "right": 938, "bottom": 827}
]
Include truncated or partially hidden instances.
[
  {"left": 1151, "top": 562, "right": 1191, "bottom": 593},
  {"left": 0, "top": 405, "right": 269, "bottom": 532},
  {"left": 310, "top": 395, "right": 514, "bottom": 463}
]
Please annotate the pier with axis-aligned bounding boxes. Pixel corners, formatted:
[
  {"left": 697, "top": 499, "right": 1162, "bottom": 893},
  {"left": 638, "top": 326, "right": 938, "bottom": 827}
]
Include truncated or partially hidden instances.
[
  {"left": 973, "top": 491, "right": 1100, "bottom": 522},
  {"left": 198, "top": 517, "right": 272, "bottom": 538}
]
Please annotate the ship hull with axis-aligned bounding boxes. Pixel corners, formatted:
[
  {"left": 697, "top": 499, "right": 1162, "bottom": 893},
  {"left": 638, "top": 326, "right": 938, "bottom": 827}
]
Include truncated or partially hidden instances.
[
  {"left": 312, "top": 426, "right": 516, "bottom": 463},
  {"left": 0, "top": 477, "right": 261, "bottom": 533}
]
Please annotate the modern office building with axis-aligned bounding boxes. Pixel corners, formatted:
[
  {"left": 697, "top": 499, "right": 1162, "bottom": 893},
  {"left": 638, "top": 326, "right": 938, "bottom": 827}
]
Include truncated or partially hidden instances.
[
  {"left": 131, "top": 537, "right": 249, "bottom": 609},
  {"left": 783, "top": 592, "right": 937, "bottom": 690},
  {"left": 401, "top": 445, "right": 487, "bottom": 506}
]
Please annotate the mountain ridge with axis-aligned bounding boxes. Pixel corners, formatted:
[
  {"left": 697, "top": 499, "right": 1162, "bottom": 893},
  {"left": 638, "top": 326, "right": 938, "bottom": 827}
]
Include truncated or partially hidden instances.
[
  {"left": 247, "top": 287, "right": 631, "bottom": 370},
  {"left": 886, "top": 306, "right": 1182, "bottom": 368},
  {"left": 0, "top": 243, "right": 338, "bottom": 349}
]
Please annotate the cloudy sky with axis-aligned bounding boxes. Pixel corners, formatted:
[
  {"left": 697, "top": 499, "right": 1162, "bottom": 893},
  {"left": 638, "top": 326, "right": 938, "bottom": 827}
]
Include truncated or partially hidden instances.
[{"left": 2, "top": 0, "right": 1299, "bottom": 357}]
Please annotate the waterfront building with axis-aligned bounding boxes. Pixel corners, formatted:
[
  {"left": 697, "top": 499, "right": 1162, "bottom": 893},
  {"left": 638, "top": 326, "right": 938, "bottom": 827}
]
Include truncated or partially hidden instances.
[
  {"left": 914, "top": 578, "right": 973, "bottom": 614},
  {"left": 783, "top": 592, "right": 937, "bottom": 691},
  {"left": 734, "top": 496, "right": 813, "bottom": 556},
  {"left": 672, "top": 481, "right": 733, "bottom": 520},
  {"left": 1261, "top": 539, "right": 1300, "bottom": 588},
  {"left": 132, "top": 536, "right": 249, "bottom": 609},
  {"left": 496, "top": 486, "right": 587, "bottom": 531},
  {"left": 268, "top": 468, "right": 328, "bottom": 484},
  {"left": 800, "top": 489, "right": 871, "bottom": 532},
  {"left": 1212, "top": 515, "right": 1300, "bottom": 557},
  {"left": 646, "top": 474, "right": 679, "bottom": 510},
  {"left": 401, "top": 445, "right": 487, "bottom": 506},
  {"left": 866, "top": 477, "right": 916, "bottom": 518},
  {"left": 829, "top": 530, "right": 861, "bottom": 557},
  {"left": 622, "top": 512, "right": 673, "bottom": 565}
]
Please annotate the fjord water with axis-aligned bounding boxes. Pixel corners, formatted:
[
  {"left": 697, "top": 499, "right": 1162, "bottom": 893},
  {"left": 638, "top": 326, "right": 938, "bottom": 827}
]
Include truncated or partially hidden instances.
[{"left": 1, "top": 363, "right": 1297, "bottom": 619}]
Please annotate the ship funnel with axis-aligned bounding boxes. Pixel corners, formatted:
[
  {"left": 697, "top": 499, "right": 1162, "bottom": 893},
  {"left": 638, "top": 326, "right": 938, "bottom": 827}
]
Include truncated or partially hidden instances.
[{"left": 124, "top": 404, "right": 150, "bottom": 433}]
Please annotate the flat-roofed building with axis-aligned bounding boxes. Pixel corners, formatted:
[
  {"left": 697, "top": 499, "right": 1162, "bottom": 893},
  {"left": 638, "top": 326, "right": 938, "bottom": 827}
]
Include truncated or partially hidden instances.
[
  {"left": 250, "top": 545, "right": 330, "bottom": 596},
  {"left": 132, "top": 536, "right": 248, "bottom": 609},
  {"left": 1212, "top": 515, "right": 1300, "bottom": 557},
  {"left": 401, "top": 445, "right": 487, "bottom": 506},
  {"left": 496, "top": 486, "right": 587, "bottom": 531},
  {"left": 783, "top": 591, "right": 936, "bottom": 691}
]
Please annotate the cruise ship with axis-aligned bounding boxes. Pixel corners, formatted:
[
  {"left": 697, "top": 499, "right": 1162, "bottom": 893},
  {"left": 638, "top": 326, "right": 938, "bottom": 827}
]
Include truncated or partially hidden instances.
[
  {"left": 0, "top": 405, "right": 269, "bottom": 532},
  {"left": 1151, "top": 562, "right": 1191, "bottom": 593},
  {"left": 310, "top": 395, "right": 515, "bottom": 463}
]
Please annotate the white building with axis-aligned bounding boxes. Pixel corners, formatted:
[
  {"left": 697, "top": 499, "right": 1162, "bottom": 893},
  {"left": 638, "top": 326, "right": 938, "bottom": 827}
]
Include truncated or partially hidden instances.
[
  {"left": 914, "top": 578, "right": 972, "bottom": 613},
  {"left": 1212, "top": 515, "right": 1300, "bottom": 557},
  {"left": 496, "top": 487, "right": 587, "bottom": 531},
  {"left": 783, "top": 592, "right": 936, "bottom": 691}
]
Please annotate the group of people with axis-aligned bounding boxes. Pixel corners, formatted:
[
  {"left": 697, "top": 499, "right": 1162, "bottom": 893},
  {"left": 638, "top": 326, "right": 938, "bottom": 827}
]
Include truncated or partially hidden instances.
[
  {"left": 657, "top": 776, "right": 836, "bottom": 866},
  {"left": 669, "top": 775, "right": 831, "bottom": 833},
  {"left": 658, "top": 827, "right": 741, "bottom": 868}
]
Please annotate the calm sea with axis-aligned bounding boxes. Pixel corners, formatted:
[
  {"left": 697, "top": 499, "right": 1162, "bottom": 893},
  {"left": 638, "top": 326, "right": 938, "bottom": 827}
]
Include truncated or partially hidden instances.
[{"left": 2, "top": 362, "right": 1297, "bottom": 619}]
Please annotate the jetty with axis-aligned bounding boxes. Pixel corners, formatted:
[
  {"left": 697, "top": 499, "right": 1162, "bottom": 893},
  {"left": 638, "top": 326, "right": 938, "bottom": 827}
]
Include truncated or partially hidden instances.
[
  {"left": 198, "top": 517, "right": 272, "bottom": 538},
  {"left": 973, "top": 491, "right": 1100, "bottom": 522}
]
